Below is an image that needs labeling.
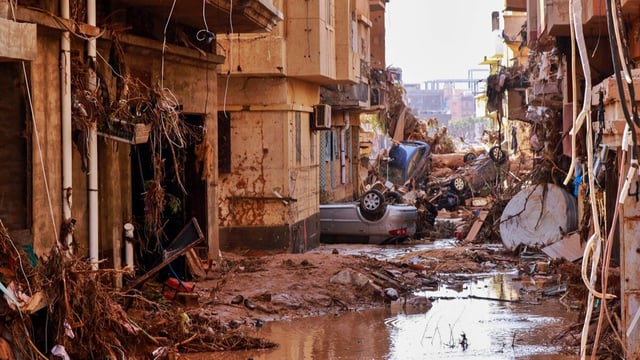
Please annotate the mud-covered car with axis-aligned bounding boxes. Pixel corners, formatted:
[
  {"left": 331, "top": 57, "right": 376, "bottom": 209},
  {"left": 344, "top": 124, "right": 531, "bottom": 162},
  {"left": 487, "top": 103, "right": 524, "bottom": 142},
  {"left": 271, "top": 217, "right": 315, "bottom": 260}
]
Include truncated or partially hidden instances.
[
  {"left": 428, "top": 147, "right": 508, "bottom": 210},
  {"left": 319, "top": 197, "right": 418, "bottom": 244}
]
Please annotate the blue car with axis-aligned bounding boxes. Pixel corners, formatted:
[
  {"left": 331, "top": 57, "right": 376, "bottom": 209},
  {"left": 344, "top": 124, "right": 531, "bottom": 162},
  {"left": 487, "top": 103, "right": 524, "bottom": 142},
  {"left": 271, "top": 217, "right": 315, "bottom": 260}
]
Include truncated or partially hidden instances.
[{"left": 381, "top": 140, "right": 432, "bottom": 186}]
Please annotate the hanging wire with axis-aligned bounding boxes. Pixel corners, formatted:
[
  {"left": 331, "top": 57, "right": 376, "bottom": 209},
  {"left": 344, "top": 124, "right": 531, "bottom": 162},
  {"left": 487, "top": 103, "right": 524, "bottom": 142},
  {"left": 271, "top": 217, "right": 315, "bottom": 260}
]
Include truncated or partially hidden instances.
[
  {"left": 223, "top": 1, "right": 234, "bottom": 118},
  {"left": 196, "top": 0, "right": 215, "bottom": 44},
  {"left": 160, "top": 0, "right": 178, "bottom": 90}
]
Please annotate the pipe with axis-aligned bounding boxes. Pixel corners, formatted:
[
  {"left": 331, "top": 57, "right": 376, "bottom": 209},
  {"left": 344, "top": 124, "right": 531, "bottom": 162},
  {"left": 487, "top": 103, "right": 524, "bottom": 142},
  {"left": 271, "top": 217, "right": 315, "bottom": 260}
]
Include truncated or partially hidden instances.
[
  {"left": 61, "top": 0, "right": 73, "bottom": 251},
  {"left": 87, "top": 0, "right": 99, "bottom": 270},
  {"left": 340, "top": 112, "right": 350, "bottom": 184},
  {"left": 124, "top": 223, "right": 135, "bottom": 269}
]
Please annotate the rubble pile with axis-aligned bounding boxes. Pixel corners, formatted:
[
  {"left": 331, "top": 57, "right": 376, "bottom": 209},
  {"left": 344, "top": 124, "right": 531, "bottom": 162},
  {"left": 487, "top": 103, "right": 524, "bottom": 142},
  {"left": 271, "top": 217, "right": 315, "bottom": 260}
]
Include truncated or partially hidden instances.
[{"left": 0, "top": 222, "right": 275, "bottom": 359}]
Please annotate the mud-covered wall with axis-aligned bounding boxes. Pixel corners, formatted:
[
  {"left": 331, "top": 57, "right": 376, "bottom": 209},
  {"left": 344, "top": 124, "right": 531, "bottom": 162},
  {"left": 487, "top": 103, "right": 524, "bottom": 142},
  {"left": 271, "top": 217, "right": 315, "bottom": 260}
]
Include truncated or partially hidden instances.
[
  {"left": 30, "top": 31, "right": 63, "bottom": 257},
  {"left": 92, "top": 37, "right": 220, "bottom": 260},
  {"left": 26, "top": 28, "right": 220, "bottom": 260},
  {"left": 218, "top": 77, "right": 320, "bottom": 250}
]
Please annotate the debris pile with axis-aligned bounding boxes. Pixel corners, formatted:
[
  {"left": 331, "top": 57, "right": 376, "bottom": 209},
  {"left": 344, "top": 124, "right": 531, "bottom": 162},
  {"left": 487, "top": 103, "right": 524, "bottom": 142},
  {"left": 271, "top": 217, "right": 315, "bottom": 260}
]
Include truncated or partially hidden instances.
[{"left": 0, "top": 222, "right": 275, "bottom": 359}]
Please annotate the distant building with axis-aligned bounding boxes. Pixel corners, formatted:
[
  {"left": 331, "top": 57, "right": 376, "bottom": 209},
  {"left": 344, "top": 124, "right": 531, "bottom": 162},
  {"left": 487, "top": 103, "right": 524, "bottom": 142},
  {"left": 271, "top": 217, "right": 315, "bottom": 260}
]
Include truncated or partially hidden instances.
[{"left": 404, "top": 70, "right": 487, "bottom": 126}]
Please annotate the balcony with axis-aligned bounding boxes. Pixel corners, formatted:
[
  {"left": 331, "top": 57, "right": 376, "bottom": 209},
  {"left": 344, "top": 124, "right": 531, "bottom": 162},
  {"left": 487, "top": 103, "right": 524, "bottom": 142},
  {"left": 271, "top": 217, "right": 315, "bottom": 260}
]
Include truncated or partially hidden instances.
[
  {"left": 591, "top": 69, "right": 640, "bottom": 148},
  {"left": 543, "top": 0, "right": 606, "bottom": 37},
  {"left": 505, "top": 0, "right": 527, "bottom": 11},
  {"left": 117, "top": 0, "right": 283, "bottom": 33},
  {"left": 320, "top": 82, "right": 369, "bottom": 110},
  {"left": 503, "top": 13, "right": 527, "bottom": 53},
  {"left": 0, "top": 17, "right": 36, "bottom": 61},
  {"left": 286, "top": 0, "right": 337, "bottom": 82},
  {"left": 583, "top": 0, "right": 606, "bottom": 28}
]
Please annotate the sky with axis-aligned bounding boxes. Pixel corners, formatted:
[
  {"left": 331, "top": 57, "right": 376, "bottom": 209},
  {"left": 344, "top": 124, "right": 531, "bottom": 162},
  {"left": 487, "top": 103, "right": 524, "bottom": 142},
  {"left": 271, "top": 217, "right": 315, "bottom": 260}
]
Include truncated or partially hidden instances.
[{"left": 385, "top": 0, "right": 505, "bottom": 85}]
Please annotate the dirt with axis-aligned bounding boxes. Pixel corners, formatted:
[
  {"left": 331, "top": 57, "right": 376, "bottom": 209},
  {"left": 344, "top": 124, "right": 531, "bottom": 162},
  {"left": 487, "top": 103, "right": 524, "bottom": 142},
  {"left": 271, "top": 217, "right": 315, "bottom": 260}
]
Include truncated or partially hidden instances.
[{"left": 177, "top": 242, "right": 524, "bottom": 327}]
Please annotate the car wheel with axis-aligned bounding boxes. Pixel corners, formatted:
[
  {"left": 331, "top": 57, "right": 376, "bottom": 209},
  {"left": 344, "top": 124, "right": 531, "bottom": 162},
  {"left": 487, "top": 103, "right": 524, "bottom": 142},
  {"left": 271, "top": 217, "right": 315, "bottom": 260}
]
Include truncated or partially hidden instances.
[
  {"left": 384, "top": 191, "right": 403, "bottom": 204},
  {"left": 489, "top": 145, "right": 507, "bottom": 164},
  {"left": 360, "top": 189, "right": 385, "bottom": 214},
  {"left": 451, "top": 177, "right": 466, "bottom": 193},
  {"left": 463, "top": 152, "right": 477, "bottom": 163}
]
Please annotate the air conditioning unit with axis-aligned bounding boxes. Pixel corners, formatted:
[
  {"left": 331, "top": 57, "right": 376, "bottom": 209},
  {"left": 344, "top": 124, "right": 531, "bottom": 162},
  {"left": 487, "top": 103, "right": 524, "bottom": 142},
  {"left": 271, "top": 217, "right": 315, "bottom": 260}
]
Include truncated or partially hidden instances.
[{"left": 312, "top": 104, "right": 331, "bottom": 130}]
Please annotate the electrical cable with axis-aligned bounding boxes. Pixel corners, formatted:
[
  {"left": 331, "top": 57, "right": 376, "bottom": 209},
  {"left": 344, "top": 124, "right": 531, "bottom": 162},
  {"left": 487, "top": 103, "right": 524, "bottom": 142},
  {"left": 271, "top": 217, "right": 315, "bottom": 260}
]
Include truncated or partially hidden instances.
[
  {"left": 605, "top": 0, "right": 639, "bottom": 161},
  {"left": 160, "top": 0, "right": 177, "bottom": 90},
  {"left": 610, "top": 0, "right": 632, "bottom": 84},
  {"left": 593, "top": 138, "right": 628, "bottom": 358},
  {"left": 569, "top": 1, "right": 617, "bottom": 358},
  {"left": 223, "top": 1, "right": 234, "bottom": 117}
]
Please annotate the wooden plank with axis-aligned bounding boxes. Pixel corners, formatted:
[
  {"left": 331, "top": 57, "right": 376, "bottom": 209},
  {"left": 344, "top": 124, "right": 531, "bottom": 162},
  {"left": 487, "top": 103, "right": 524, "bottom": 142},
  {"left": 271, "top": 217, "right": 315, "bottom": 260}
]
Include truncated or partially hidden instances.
[
  {"left": 185, "top": 249, "right": 207, "bottom": 279},
  {"left": 464, "top": 210, "right": 489, "bottom": 243}
]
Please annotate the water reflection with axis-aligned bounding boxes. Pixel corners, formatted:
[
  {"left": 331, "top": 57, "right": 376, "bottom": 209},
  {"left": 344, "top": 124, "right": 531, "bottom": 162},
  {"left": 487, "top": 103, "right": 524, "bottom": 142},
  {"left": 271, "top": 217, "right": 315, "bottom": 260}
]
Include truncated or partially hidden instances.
[{"left": 184, "top": 274, "right": 579, "bottom": 360}]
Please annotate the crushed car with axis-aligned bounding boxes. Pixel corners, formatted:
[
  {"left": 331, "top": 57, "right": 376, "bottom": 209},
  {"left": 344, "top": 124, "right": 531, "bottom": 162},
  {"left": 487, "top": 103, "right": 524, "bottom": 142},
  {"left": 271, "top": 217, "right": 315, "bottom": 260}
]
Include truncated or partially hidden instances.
[
  {"left": 426, "top": 148, "right": 509, "bottom": 211},
  {"left": 319, "top": 139, "right": 509, "bottom": 244},
  {"left": 319, "top": 140, "right": 430, "bottom": 244}
]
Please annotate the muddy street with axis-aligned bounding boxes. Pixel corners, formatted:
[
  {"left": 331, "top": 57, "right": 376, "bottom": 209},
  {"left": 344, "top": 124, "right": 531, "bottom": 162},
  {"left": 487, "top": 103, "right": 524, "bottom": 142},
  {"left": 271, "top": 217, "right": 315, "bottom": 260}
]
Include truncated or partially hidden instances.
[{"left": 180, "top": 244, "right": 582, "bottom": 360}]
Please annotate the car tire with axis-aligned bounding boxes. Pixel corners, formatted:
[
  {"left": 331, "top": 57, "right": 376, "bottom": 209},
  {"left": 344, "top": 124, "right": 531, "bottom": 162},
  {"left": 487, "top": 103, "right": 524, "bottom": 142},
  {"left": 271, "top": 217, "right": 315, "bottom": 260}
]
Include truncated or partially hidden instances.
[
  {"left": 489, "top": 145, "right": 507, "bottom": 164},
  {"left": 384, "top": 191, "right": 403, "bottom": 204},
  {"left": 451, "top": 176, "right": 466, "bottom": 193},
  {"left": 463, "top": 152, "right": 477, "bottom": 163},
  {"left": 360, "top": 189, "right": 386, "bottom": 215}
]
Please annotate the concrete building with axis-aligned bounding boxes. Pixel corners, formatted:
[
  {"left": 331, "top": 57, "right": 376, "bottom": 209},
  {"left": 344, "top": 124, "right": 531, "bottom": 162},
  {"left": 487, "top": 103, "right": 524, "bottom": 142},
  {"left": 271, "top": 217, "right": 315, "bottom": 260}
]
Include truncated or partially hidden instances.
[
  {"left": 0, "top": 0, "right": 281, "bottom": 278},
  {"left": 0, "top": 0, "right": 391, "bottom": 271},
  {"left": 496, "top": 0, "right": 640, "bottom": 355},
  {"left": 216, "top": 0, "right": 389, "bottom": 253},
  {"left": 405, "top": 73, "right": 486, "bottom": 126}
]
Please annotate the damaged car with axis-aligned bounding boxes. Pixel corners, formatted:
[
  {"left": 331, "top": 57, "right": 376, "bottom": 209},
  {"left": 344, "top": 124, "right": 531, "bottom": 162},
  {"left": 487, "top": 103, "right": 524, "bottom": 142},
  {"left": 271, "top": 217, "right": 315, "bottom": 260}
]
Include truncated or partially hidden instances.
[
  {"left": 319, "top": 196, "right": 418, "bottom": 245},
  {"left": 427, "top": 148, "right": 509, "bottom": 210},
  {"left": 319, "top": 140, "right": 430, "bottom": 244}
]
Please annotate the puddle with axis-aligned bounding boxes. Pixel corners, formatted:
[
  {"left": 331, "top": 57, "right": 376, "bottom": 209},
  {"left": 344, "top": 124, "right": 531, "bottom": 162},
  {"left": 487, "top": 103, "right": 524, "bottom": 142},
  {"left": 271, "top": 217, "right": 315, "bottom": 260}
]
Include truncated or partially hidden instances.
[
  {"left": 309, "top": 239, "right": 460, "bottom": 261},
  {"left": 184, "top": 273, "right": 579, "bottom": 359}
]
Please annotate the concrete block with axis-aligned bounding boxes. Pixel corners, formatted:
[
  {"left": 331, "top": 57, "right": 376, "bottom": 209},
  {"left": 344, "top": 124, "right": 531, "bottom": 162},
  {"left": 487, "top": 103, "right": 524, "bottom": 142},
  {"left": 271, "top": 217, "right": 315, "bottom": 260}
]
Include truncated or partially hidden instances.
[{"left": 0, "top": 17, "right": 37, "bottom": 61}]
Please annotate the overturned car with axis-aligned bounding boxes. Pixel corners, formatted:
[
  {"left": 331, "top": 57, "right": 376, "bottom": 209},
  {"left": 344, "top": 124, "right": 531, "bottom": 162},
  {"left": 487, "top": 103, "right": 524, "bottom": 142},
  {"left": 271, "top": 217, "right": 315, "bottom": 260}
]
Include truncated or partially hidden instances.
[
  {"left": 319, "top": 140, "right": 509, "bottom": 244},
  {"left": 319, "top": 141, "right": 430, "bottom": 244}
]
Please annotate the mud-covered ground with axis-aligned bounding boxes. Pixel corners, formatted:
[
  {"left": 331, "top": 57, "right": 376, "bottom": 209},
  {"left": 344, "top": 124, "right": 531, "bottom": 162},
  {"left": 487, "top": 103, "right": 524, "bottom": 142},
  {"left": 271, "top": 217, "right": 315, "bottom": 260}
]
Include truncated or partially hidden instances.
[{"left": 181, "top": 240, "right": 575, "bottom": 330}]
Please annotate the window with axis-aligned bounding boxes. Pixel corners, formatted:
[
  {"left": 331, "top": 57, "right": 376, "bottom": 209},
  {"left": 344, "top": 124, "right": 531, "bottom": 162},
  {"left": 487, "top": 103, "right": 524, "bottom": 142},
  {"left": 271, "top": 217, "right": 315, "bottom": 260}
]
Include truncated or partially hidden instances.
[
  {"left": 295, "top": 112, "right": 301, "bottom": 165},
  {"left": 218, "top": 112, "right": 231, "bottom": 174}
]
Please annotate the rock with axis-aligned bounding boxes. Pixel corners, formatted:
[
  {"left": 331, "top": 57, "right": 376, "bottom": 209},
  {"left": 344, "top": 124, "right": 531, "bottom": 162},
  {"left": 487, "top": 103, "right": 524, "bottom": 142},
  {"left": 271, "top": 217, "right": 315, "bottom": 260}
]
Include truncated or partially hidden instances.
[
  {"left": 329, "top": 269, "right": 370, "bottom": 287},
  {"left": 271, "top": 293, "right": 303, "bottom": 309},
  {"left": 230, "top": 294, "right": 244, "bottom": 304},
  {"left": 405, "top": 296, "right": 432, "bottom": 310},
  {"left": 384, "top": 288, "right": 399, "bottom": 300},
  {"left": 244, "top": 298, "right": 256, "bottom": 310}
]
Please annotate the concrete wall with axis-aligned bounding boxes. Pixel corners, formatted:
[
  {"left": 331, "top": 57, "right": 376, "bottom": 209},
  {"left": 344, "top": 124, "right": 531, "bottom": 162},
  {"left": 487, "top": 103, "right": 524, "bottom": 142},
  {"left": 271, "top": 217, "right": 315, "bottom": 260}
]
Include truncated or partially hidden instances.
[
  {"left": 369, "top": 2, "right": 387, "bottom": 70},
  {"left": 30, "top": 30, "right": 63, "bottom": 256},
  {"left": 217, "top": 77, "right": 320, "bottom": 252},
  {"left": 22, "top": 26, "right": 220, "bottom": 262}
]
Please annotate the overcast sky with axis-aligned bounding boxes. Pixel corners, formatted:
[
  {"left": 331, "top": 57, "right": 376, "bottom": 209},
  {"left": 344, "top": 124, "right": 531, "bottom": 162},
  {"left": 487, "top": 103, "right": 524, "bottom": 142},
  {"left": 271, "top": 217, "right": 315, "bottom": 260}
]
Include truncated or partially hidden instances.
[{"left": 385, "top": 0, "right": 504, "bottom": 84}]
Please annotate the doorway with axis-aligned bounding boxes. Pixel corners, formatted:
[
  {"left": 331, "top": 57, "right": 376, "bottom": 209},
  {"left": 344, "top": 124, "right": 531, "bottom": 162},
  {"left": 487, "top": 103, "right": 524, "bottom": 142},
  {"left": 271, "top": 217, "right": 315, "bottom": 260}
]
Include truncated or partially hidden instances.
[{"left": 130, "top": 114, "right": 207, "bottom": 276}]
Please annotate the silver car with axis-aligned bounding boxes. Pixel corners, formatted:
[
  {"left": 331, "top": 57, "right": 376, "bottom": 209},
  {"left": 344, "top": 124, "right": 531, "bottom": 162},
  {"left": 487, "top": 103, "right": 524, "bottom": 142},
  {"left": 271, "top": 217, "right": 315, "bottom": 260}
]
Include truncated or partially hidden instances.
[{"left": 319, "top": 193, "right": 418, "bottom": 245}]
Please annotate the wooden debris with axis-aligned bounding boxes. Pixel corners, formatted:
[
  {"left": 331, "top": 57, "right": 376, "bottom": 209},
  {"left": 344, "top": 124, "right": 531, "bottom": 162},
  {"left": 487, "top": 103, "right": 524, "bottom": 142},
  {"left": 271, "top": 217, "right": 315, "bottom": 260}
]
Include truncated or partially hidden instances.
[
  {"left": 185, "top": 249, "right": 207, "bottom": 279},
  {"left": 464, "top": 210, "right": 489, "bottom": 243},
  {"left": 542, "top": 232, "right": 584, "bottom": 261}
]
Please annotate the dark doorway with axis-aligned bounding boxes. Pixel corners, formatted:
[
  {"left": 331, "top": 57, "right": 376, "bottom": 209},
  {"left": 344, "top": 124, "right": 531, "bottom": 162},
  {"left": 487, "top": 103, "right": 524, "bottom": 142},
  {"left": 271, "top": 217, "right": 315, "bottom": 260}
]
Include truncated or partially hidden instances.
[
  {"left": 130, "top": 114, "right": 207, "bottom": 278},
  {"left": 0, "top": 63, "right": 30, "bottom": 239}
]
